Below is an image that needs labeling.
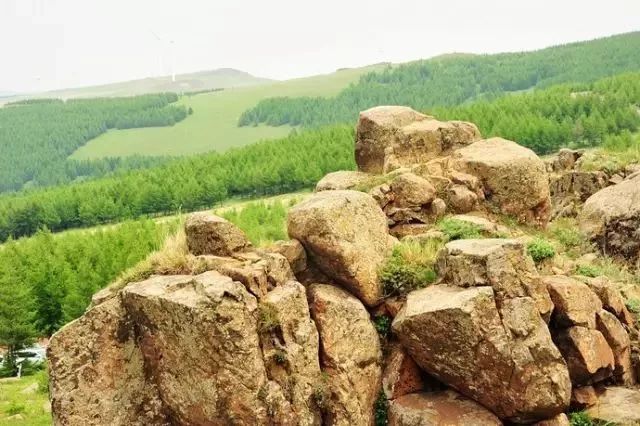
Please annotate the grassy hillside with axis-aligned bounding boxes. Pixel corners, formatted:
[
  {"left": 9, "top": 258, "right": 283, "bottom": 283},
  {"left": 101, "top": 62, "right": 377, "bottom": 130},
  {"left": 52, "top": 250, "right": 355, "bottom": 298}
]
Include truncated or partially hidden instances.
[
  {"left": 239, "top": 32, "right": 640, "bottom": 128},
  {"left": 70, "top": 64, "right": 387, "bottom": 159}
]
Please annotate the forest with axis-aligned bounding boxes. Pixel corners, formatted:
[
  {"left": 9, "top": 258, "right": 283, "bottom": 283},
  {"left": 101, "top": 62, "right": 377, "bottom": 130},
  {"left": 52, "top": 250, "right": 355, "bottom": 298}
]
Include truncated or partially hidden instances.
[
  {"left": 0, "top": 219, "right": 176, "bottom": 375},
  {"left": 0, "top": 93, "right": 187, "bottom": 193},
  {"left": 0, "top": 72, "right": 638, "bottom": 242},
  {"left": 238, "top": 32, "right": 640, "bottom": 128},
  {"left": 0, "top": 125, "right": 355, "bottom": 241}
]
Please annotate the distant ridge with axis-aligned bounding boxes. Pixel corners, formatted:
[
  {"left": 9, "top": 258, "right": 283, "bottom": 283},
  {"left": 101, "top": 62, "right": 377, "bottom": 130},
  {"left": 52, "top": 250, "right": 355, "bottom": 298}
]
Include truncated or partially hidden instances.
[{"left": 12, "top": 68, "right": 274, "bottom": 101}]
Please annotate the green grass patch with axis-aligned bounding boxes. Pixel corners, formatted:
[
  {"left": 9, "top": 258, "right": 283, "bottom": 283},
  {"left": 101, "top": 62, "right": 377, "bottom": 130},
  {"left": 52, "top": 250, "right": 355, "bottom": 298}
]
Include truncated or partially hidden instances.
[
  {"left": 437, "top": 218, "right": 483, "bottom": 240},
  {"left": 527, "top": 238, "right": 556, "bottom": 263},
  {"left": 379, "top": 240, "right": 441, "bottom": 296},
  {"left": 0, "top": 376, "right": 51, "bottom": 425}
]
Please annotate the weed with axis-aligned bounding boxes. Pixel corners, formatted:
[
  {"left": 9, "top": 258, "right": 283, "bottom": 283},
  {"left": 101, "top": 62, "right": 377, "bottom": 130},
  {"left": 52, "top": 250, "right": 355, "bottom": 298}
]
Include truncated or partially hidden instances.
[
  {"left": 626, "top": 298, "right": 640, "bottom": 314},
  {"left": 374, "top": 390, "right": 388, "bottom": 426},
  {"left": 575, "top": 264, "right": 603, "bottom": 278},
  {"left": 379, "top": 243, "right": 438, "bottom": 297},
  {"left": 273, "top": 350, "right": 287, "bottom": 365},
  {"left": 527, "top": 238, "right": 556, "bottom": 263},
  {"left": 373, "top": 315, "right": 392, "bottom": 339},
  {"left": 258, "top": 303, "right": 280, "bottom": 333},
  {"left": 6, "top": 403, "right": 25, "bottom": 416},
  {"left": 437, "top": 218, "right": 483, "bottom": 240}
]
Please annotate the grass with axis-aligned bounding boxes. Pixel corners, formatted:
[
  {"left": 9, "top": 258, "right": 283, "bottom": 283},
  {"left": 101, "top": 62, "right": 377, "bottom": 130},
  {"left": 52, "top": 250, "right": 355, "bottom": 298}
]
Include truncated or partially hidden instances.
[
  {"left": 579, "top": 131, "right": 640, "bottom": 174},
  {"left": 379, "top": 239, "right": 442, "bottom": 296},
  {"left": 527, "top": 238, "right": 556, "bottom": 263},
  {"left": 437, "top": 218, "right": 483, "bottom": 240},
  {"left": 70, "top": 65, "right": 386, "bottom": 159},
  {"left": 0, "top": 375, "right": 51, "bottom": 425}
]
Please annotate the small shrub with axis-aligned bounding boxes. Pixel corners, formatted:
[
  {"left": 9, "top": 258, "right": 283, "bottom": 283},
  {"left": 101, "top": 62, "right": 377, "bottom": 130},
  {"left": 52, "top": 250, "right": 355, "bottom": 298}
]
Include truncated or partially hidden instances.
[
  {"left": 626, "top": 298, "right": 640, "bottom": 314},
  {"left": 575, "top": 264, "right": 603, "bottom": 278},
  {"left": 6, "top": 403, "right": 25, "bottom": 416},
  {"left": 569, "top": 411, "right": 595, "bottom": 426},
  {"left": 258, "top": 303, "right": 280, "bottom": 333},
  {"left": 273, "top": 350, "right": 287, "bottom": 365},
  {"left": 549, "top": 219, "right": 586, "bottom": 250},
  {"left": 373, "top": 315, "right": 392, "bottom": 339},
  {"left": 374, "top": 390, "right": 388, "bottom": 426},
  {"left": 36, "top": 368, "right": 50, "bottom": 394},
  {"left": 437, "top": 218, "right": 483, "bottom": 240},
  {"left": 527, "top": 238, "right": 556, "bottom": 263},
  {"left": 379, "top": 247, "right": 437, "bottom": 296}
]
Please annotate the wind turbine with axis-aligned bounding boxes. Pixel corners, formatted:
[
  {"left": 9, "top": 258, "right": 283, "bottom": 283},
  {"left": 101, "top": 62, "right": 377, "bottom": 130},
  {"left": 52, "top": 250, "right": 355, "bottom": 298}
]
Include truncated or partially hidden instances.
[{"left": 150, "top": 30, "right": 176, "bottom": 82}]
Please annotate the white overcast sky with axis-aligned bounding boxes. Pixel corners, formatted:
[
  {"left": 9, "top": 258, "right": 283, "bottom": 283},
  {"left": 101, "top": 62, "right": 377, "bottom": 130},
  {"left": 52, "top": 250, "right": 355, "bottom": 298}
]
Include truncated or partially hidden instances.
[{"left": 1, "top": 0, "right": 639, "bottom": 92}]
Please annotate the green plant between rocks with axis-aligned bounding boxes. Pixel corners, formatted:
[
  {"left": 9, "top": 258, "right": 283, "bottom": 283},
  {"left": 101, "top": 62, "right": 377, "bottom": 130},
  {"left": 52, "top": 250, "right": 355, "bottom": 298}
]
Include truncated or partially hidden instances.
[
  {"left": 527, "top": 238, "right": 556, "bottom": 263},
  {"left": 437, "top": 218, "right": 483, "bottom": 240},
  {"left": 379, "top": 241, "right": 439, "bottom": 297},
  {"left": 374, "top": 390, "right": 388, "bottom": 426}
]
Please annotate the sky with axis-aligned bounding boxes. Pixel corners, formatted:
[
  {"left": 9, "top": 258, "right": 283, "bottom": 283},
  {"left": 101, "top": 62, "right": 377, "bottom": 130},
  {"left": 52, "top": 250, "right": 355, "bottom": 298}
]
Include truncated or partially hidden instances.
[{"left": 0, "top": 0, "right": 639, "bottom": 93}]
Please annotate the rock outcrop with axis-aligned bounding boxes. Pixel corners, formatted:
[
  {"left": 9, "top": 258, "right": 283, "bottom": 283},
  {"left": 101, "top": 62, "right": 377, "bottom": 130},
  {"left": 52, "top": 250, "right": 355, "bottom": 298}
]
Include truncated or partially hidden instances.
[
  {"left": 288, "top": 190, "right": 395, "bottom": 306},
  {"left": 185, "top": 212, "right": 251, "bottom": 256},
  {"left": 315, "top": 171, "right": 371, "bottom": 192},
  {"left": 355, "top": 106, "right": 480, "bottom": 174}
]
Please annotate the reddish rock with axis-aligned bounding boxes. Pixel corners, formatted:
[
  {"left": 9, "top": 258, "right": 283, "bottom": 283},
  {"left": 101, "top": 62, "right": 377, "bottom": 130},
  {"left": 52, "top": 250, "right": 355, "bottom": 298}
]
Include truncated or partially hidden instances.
[
  {"left": 554, "top": 326, "right": 615, "bottom": 385},
  {"left": 382, "top": 343, "right": 426, "bottom": 399},
  {"left": 545, "top": 275, "right": 602, "bottom": 329},
  {"left": 571, "top": 386, "right": 598, "bottom": 410}
]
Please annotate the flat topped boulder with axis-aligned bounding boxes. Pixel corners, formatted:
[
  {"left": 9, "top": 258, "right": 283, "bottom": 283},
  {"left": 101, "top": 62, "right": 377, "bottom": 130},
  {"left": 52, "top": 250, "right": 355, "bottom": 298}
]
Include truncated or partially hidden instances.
[
  {"left": 543, "top": 275, "right": 602, "bottom": 329},
  {"left": 185, "top": 212, "right": 250, "bottom": 256},
  {"left": 452, "top": 137, "right": 551, "bottom": 225},
  {"left": 315, "top": 170, "right": 371, "bottom": 192},
  {"left": 388, "top": 391, "right": 502, "bottom": 426},
  {"left": 355, "top": 105, "right": 480, "bottom": 174},
  {"left": 287, "top": 190, "right": 394, "bottom": 306},
  {"left": 579, "top": 174, "right": 640, "bottom": 262}
]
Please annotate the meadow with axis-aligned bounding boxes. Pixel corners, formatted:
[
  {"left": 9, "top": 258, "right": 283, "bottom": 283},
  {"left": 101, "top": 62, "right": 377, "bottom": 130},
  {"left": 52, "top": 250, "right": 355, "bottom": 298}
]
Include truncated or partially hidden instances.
[{"left": 71, "top": 65, "right": 386, "bottom": 159}]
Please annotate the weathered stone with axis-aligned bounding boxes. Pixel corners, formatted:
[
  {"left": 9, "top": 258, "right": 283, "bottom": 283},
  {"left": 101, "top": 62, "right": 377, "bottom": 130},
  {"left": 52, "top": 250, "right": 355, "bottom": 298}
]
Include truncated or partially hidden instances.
[
  {"left": 288, "top": 190, "right": 394, "bottom": 306},
  {"left": 553, "top": 326, "right": 615, "bottom": 385},
  {"left": 453, "top": 138, "right": 551, "bottom": 225},
  {"left": 448, "top": 214, "right": 510, "bottom": 237},
  {"left": 392, "top": 285, "right": 570, "bottom": 423},
  {"left": 261, "top": 281, "right": 323, "bottom": 424},
  {"left": 431, "top": 197, "right": 447, "bottom": 217},
  {"left": 586, "top": 386, "right": 640, "bottom": 425},
  {"left": 48, "top": 297, "right": 167, "bottom": 426},
  {"left": 579, "top": 174, "right": 640, "bottom": 262},
  {"left": 596, "top": 309, "right": 634, "bottom": 384},
  {"left": 390, "top": 223, "right": 433, "bottom": 239},
  {"left": 388, "top": 391, "right": 502, "bottom": 426},
  {"left": 308, "top": 284, "right": 382, "bottom": 426},
  {"left": 437, "top": 239, "right": 554, "bottom": 320},
  {"left": 267, "top": 239, "right": 307, "bottom": 275},
  {"left": 382, "top": 342, "right": 426, "bottom": 400},
  {"left": 121, "top": 272, "right": 279, "bottom": 424},
  {"left": 446, "top": 185, "right": 478, "bottom": 213},
  {"left": 185, "top": 212, "right": 250, "bottom": 256},
  {"left": 389, "top": 173, "right": 436, "bottom": 208},
  {"left": 315, "top": 170, "right": 371, "bottom": 192},
  {"left": 533, "top": 413, "right": 570, "bottom": 426},
  {"left": 581, "top": 276, "right": 637, "bottom": 326},
  {"left": 355, "top": 106, "right": 480, "bottom": 173},
  {"left": 571, "top": 386, "right": 598, "bottom": 410},
  {"left": 550, "top": 171, "right": 608, "bottom": 203},
  {"left": 545, "top": 275, "right": 602, "bottom": 329}
]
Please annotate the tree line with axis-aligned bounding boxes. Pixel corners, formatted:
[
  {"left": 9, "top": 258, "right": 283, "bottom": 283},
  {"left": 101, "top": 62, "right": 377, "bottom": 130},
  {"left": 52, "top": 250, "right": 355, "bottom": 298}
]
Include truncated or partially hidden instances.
[
  {"left": 0, "top": 125, "right": 355, "bottom": 241},
  {"left": 0, "top": 93, "right": 187, "bottom": 193},
  {"left": 0, "top": 219, "right": 175, "bottom": 375},
  {"left": 238, "top": 32, "right": 640, "bottom": 128}
]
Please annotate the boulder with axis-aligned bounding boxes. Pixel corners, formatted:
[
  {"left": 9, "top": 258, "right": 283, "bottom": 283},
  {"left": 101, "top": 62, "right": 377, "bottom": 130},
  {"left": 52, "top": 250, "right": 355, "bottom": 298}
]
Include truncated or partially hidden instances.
[
  {"left": 388, "top": 391, "right": 502, "bottom": 426},
  {"left": 260, "top": 281, "right": 323, "bottom": 424},
  {"left": 315, "top": 170, "right": 371, "bottom": 192},
  {"left": 437, "top": 239, "right": 554, "bottom": 320},
  {"left": 267, "top": 239, "right": 307, "bottom": 275},
  {"left": 586, "top": 386, "right": 640, "bottom": 425},
  {"left": 120, "top": 272, "right": 282, "bottom": 424},
  {"left": 448, "top": 214, "right": 510, "bottom": 237},
  {"left": 452, "top": 138, "right": 551, "bottom": 225},
  {"left": 392, "top": 285, "right": 570, "bottom": 423},
  {"left": 571, "top": 386, "right": 598, "bottom": 410},
  {"left": 533, "top": 413, "right": 570, "bottom": 426},
  {"left": 446, "top": 185, "right": 478, "bottom": 213},
  {"left": 596, "top": 309, "right": 634, "bottom": 384},
  {"left": 185, "top": 212, "right": 250, "bottom": 256},
  {"left": 382, "top": 342, "right": 427, "bottom": 400},
  {"left": 308, "top": 284, "right": 382, "bottom": 425},
  {"left": 581, "top": 276, "right": 637, "bottom": 326},
  {"left": 579, "top": 174, "right": 640, "bottom": 262},
  {"left": 544, "top": 275, "right": 602, "bottom": 329},
  {"left": 355, "top": 106, "right": 480, "bottom": 173},
  {"left": 288, "top": 190, "right": 395, "bottom": 306},
  {"left": 389, "top": 173, "right": 436, "bottom": 208},
  {"left": 48, "top": 297, "right": 167, "bottom": 426},
  {"left": 553, "top": 326, "right": 615, "bottom": 385}
]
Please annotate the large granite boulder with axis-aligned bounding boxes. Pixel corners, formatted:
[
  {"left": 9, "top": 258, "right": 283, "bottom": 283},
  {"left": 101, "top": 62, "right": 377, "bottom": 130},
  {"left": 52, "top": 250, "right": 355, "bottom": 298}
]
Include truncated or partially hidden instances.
[
  {"left": 185, "top": 212, "right": 250, "bottom": 256},
  {"left": 579, "top": 173, "right": 640, "bottom": 262},
  {"left": 452, "top": 138, "right": 551, "bottom": 225},
  {"left": 48, "top": 297, "right": 167, "bottom": 426},
  {"left": 392, "top": 285, "right": 571, "bottom": 423},
  {"left": 308, "top": 284, "right": 382, "bottom": 425},
  {"left": 355, "top": 106, "right": 480, "bottom": 174},
  {"left": 388, "top": 391, "right": 502, "bottom": 426},
  {"left": 315, "top": 170, "right": 371, "bottom": 192},
  {"left": 288, "top": 190, "right": 394, "bottom": 306}
]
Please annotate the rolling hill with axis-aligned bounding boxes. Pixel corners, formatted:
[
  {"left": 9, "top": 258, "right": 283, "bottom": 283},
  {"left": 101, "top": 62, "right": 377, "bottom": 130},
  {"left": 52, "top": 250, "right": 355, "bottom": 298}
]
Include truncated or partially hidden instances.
[{"left": 70, "top": 64, "right": 387, "bottom": 159}]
